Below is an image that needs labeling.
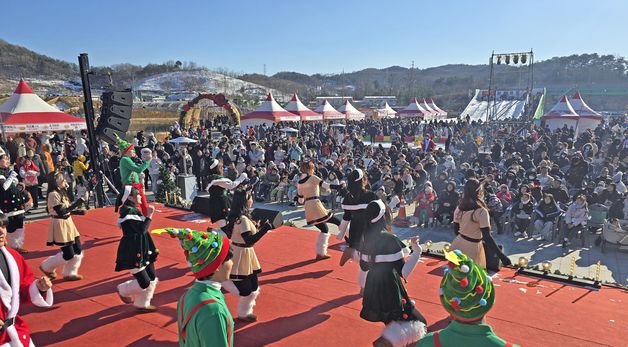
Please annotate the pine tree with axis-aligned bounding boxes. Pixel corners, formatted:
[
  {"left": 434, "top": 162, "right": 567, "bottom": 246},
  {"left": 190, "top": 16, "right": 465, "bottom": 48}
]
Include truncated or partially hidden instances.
[{"left": 155, "top": 164, "right": 180, "bottom": 204}]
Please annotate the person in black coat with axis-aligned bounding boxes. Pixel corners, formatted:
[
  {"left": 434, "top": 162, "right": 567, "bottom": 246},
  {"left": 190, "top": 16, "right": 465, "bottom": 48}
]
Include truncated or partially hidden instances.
[
  {"left": 434, "top": 181, "right": 459, "bottom": 224},
  {"left": 597, "top": 183, "right": 623, "bottom": 206},
  {"left": 512, "top": 192, "right": 534, "bottom": 238},
  {"left": 533, "top": 193, "right": 562, "bottom": 240},
  {"left": 114, "top": 187, "right": 159, "bottom": 312},
  {"left": 567, "top": 154, "right": 589, "bottom": 188},
  {"left": 544, "top": 178, "right": 570, "bottom": 206}
]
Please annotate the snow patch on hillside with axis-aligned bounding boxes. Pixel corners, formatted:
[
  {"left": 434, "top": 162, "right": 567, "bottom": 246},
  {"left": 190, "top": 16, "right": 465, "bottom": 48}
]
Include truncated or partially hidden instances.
[{"left": 133, "top": 70, "right": 287, "bottom": 100}]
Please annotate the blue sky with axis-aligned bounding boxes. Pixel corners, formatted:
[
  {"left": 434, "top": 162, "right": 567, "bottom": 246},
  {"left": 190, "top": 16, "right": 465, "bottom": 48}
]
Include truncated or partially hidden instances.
[{"left": 2, "top": 0, "right": 627, "bottom": 75}]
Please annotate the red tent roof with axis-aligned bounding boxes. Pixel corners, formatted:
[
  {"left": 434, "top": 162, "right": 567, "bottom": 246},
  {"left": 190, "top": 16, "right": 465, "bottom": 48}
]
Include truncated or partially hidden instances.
[
  {"left": 241, "top": 93, "right": 300, "bottom": 123},
  {"left": 0, "top": 79, "right": 86, "bottom": 132},
  {"left": 314, "top": 99, "right": 344, "bottom": 120},
  {"left": 398, "top": 98, "right": 427, "bottom": 118},
  {"left": 284, "top": 94, "right": 322, "bottom": 121}
]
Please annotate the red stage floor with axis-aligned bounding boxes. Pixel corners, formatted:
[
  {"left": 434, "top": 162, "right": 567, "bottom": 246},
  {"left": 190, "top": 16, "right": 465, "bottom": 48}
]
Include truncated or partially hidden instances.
[{"left": 20, "top": 205, "right": 626, "bottom": 347}]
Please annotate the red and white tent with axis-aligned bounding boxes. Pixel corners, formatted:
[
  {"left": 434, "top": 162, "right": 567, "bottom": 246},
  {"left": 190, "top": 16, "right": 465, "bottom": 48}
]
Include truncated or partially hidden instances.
[
  {"left": 314, "top": 99, "right": 344, "bottom": 121},
  {"left": 569, "top": 91, "right": 603, "bottom": 133},
  {"left": 284, "top": 94, "right": 322, "bottom": 121},
  {"left": 428, "top": 98, "right": 448, "bottom": 117},
  {"left": 378, "top": 102, "right": 398, "bottom": 118},
  {"left": 240, "top": 93, "right": 300, "bottom": 128},
  {"left": 398, "top": 98, "right": 427, "bottom": 119},
  {"left": 337, "top": 100, "right": 365, "bottom": 121},
  {"left": 420, "top": 98, "right": 439, "bottom": 119},
  {"left": 0, "top": 79, "right": 86, "bottom": 133},
  {"left": 542, "top": 96, "right": 580, "bottom": 132}
]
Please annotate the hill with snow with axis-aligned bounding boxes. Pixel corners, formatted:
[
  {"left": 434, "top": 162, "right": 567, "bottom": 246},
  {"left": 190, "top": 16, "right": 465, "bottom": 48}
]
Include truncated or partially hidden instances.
[{"left": 132, "top": 69, "right": 288, "bottom": 101}]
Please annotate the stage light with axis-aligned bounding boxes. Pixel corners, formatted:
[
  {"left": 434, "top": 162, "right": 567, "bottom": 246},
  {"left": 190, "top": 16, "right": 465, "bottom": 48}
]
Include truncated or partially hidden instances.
[
  {"left": 542, "top": 261, "right": 552, "bottom": 272},
  {"left": 518, "top": 256, "right": 528, "bottom": 268},
  {"left": 521, "top": 54, "right": 527, "bottom": 64},
  {"left": 505, "top": 55, "right": 511, "bottom": 64},
  {"left": 513, "top": 54, "right": 519, "bottom": 64},
  {"left": 496, "top": 56, "right": 502, "bottom": 64},
  {"left": 443, "top": 244, "right": 451, "bottom": 252}
]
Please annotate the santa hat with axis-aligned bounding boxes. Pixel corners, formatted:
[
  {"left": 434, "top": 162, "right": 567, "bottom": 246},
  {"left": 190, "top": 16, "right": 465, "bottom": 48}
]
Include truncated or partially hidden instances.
[
  {"left": 115, "top": 134, "right": 134, "bottom": 155},
  {"left": 152, "top": 228, "right": 230, "bottom": 279},
  {"left": 439, "top": 250, "right": 495, "bottom": 322}
]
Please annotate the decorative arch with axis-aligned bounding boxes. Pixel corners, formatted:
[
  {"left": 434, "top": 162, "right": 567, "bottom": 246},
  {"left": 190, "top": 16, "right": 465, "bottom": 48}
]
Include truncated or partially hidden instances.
[{"left": 179, "top": 93, "right": 240, "bottom": 128}]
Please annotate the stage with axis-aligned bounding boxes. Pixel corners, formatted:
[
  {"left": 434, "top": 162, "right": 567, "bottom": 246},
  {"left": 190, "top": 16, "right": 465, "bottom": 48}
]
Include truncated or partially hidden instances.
[{"left": 20, "top": 205, "right": 626, "bottom": 347}]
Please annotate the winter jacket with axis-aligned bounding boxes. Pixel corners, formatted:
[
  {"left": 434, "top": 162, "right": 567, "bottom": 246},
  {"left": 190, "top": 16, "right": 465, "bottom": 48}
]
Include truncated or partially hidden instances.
[
  {"left": 73, "top": 156, "right": 89, "bottom": 178},
  {"left": 512, "top": 199, "right": 534, "bottom": 219},
  {"left": 564, "top": 203, "right": 590, "bottom": 226},
  {"left": 534, "top": 202, "right": 561, "bottom": 222}
]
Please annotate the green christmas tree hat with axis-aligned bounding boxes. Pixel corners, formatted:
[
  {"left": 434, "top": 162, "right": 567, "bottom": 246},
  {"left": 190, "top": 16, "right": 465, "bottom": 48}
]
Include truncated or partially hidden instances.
[
  {"left": 115, "top": 134, "right": 134, "bottom": 155},
  {"left": 439, "top": 250, "right": 495, "bottom": 322},
  {"left": 152, "top": 227, "right": 231, "bottom": 279}
]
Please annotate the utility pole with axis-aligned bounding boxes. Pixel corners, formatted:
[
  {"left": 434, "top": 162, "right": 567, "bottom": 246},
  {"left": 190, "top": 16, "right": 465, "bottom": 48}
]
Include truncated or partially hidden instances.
[{"left": 263, "top": 64, "right": 267, "bottom": 76}]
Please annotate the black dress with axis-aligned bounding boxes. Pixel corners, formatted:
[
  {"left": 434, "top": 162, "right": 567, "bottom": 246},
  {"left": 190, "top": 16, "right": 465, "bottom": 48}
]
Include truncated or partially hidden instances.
[
  {"left": 115, "top": 202, "right": 158, "bottom": 271},
  {"left": 360, "top": 231, "right": 425, "bottom": 324},
  {"left": 341, "top": 190, "right": 378, "bottom": 250}
]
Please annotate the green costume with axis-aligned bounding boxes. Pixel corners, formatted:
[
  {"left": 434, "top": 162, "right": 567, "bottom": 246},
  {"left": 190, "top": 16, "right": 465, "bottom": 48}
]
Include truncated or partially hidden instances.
[
  {"left": 416, "top": 250, "right": 519, "bottom": 347},
  {"left": 416, "top": 320, "right": 516, "bottom": 347},
  {"left": 152, "top": 227, "right": 233, "bottom": 347},
  {"left": 119, "top": 156, "right": 151, "bottom": 185},
  {"left": 177, "top": 281, "right": 234, "bottom": 347}
]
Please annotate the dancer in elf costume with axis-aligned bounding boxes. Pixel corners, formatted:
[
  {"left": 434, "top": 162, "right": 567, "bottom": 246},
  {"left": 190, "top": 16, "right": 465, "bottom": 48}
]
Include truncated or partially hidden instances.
[
  {"left": 0, "top": 152, "right": 29, "bottom": 254},
  {"left": 416, "top": 251, "right": 519, "bottom": 347},
  {"left": 0, "top": 212, "right": 54, "bottom": 347},
  {"left": 337, "top": 169, "right": 378, "bottom": 294},
  {"left": 205, "top": 159, "right": 248, "bottom": 234},
  {"left": 360, "top": 200, "right": 426, "bottom": 347},
  {"left": 116, "top": 134, "right": 152, "bottom": 216},
  {"left": 297, "top": 161, "right": 342, "bottom": 260},
  {"left": 40, "top": 173, "right": 86, "bottom": 281},
  {"left": 222, "top": 189, "right": 272, "bottom": 322},
  {"left": 115, "top": 186, "right": 159, "bottom": 312},
  {"left": 152, "top": 227, "right": 234, "bottom": 347}
]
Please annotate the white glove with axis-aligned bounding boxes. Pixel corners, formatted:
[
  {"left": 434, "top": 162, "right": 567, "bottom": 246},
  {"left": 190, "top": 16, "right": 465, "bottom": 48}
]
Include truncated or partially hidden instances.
[{"left": 238, "top": 172, "right": 248, "bottom": 181}]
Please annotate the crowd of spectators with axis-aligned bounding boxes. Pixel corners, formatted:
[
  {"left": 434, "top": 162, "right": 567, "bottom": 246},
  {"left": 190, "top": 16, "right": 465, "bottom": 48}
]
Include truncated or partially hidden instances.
[{"left": 1, "top": 114, "right": 626, "bottom": 250}]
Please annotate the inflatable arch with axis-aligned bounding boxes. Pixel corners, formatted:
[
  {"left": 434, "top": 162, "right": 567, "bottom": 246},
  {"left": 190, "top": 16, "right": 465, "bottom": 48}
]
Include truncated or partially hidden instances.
[{"left": 179, "top": 93, "right": 241, "bottom": 127}]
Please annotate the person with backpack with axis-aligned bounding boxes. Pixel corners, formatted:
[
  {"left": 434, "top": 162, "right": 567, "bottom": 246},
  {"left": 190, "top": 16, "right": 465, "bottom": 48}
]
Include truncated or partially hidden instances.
[{"left": 484, "top": 186, "right": 504, "bottom": 235}]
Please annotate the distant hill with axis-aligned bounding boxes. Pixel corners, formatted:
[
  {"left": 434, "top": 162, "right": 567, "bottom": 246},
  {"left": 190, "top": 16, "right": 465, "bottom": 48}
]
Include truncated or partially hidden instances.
[
  {"left": 240, "top": 54, "right": 628, "bottom": 111},
  {"left": 1, "top": 38, "right": 627, "bottom": 112},
  {"left": 0, "top": 39, "right": 77, "bottom": 80}
]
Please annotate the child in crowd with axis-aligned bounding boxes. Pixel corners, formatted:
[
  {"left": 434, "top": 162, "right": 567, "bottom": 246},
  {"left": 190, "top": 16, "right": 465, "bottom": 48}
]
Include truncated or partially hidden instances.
[{"left": 414, "top": 186, "right": 436, "bottom": 227}]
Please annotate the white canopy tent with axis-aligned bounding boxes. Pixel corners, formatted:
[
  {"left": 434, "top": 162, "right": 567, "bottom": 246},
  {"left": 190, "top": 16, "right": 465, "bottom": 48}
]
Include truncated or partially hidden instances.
[
  {"left": 568, "top": 91, "right": 603, "bottom": 134},
  {"left": 240, "top": 93, "right": 300, "bottom": 129},
  {"left": 0, "top": 79, "right": 86, "bottom": 134},
  {"left": 428, "top": 98, "right": 448, "bottom": 117},
  {"left": 337, "top": 100, "right": 365, "bottom": 121},
  {"left": 284, "top": 93, "right": 322, "bottom": 121},
  {"left": 420, "top": 98, "right": 439, "bottom": 120},
  {"left": 314, "top": 99, "right": 345, "bottom": 121},
  {"left": 377, "top": 102, "right": 398, "bottom": 118},
  {"left": 398, "top": 98, "right": 428, "bottom": 119},
  {"left": 542, "top": 96, "right": 580, "bottom": 132}
]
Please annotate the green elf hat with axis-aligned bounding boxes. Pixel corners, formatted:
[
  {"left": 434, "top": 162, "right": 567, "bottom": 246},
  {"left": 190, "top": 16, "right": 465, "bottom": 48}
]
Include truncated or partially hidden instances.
[
  {"left": 439, "top": 250, "right": 495, "bottom": 322},
  {"left": 152, "top": 227, "right": 231, "bottom": 279},
  {"left": 115, "top": 133, "right": 134, "bottom": 155}
]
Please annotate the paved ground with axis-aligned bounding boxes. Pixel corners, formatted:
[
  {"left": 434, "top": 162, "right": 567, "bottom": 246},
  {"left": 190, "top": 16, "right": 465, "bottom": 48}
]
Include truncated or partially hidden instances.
[
  {"left": 255, "top": 200, "right": 628, "bottom": 287},
  {"left": 25, "top": 191, "right": 627, "bottom": 286}
]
